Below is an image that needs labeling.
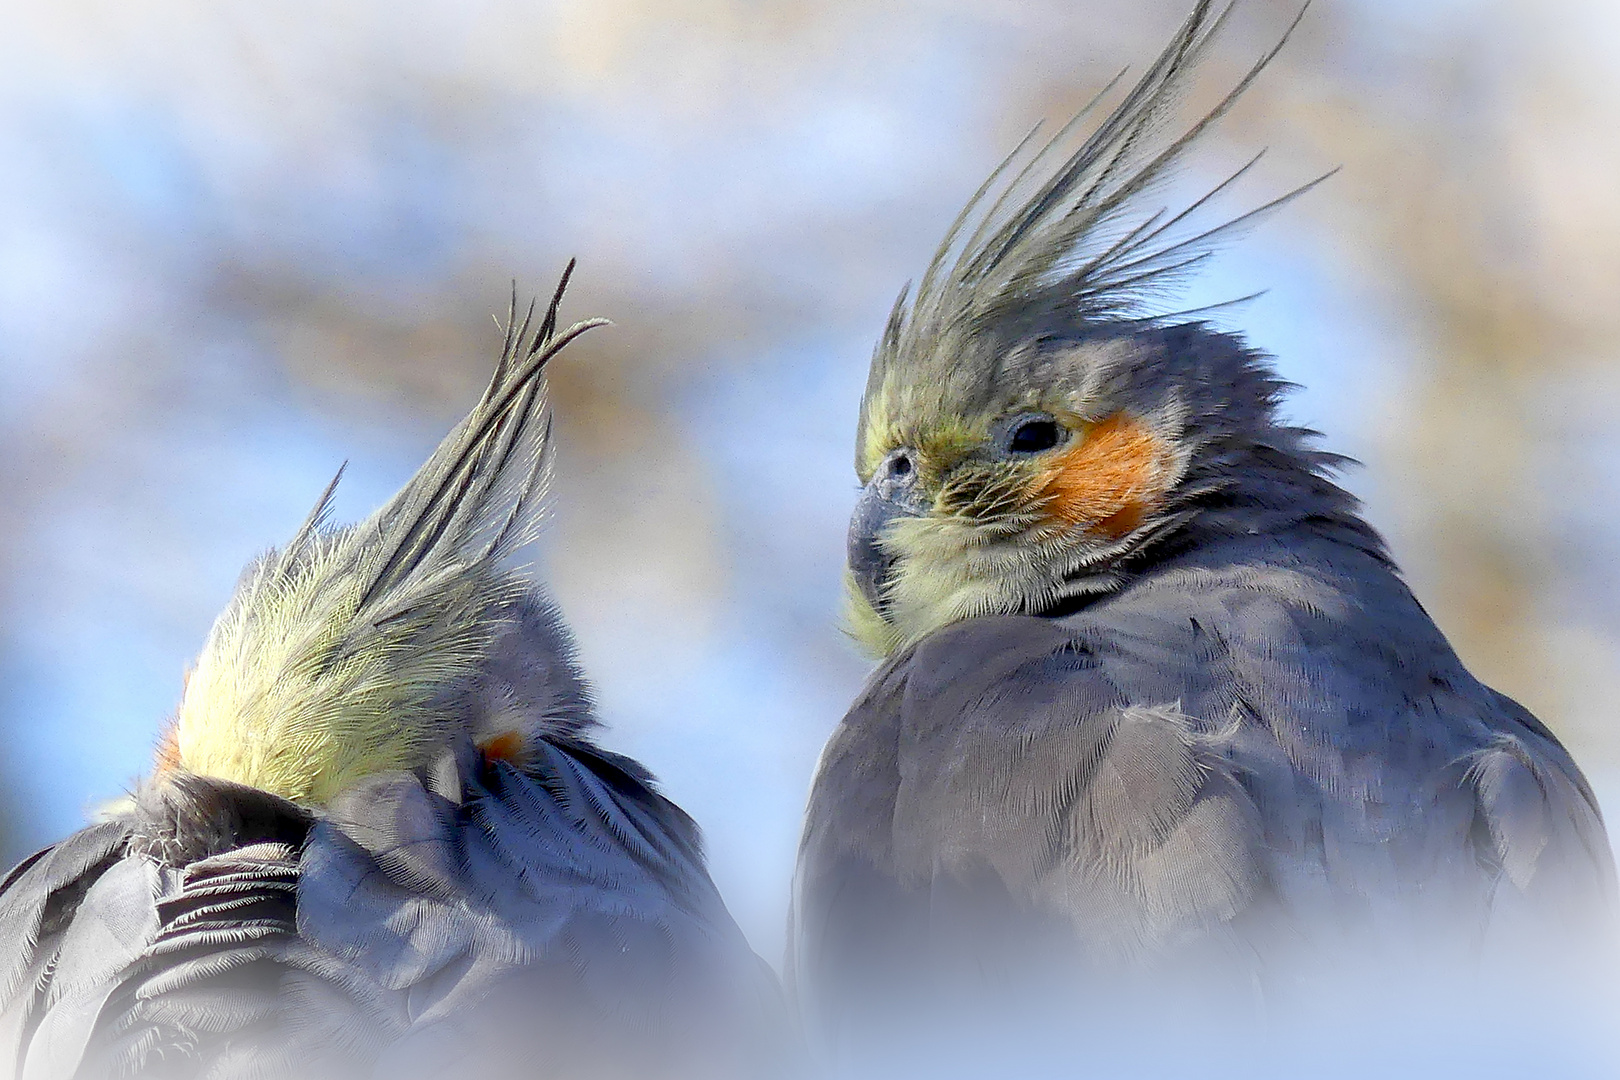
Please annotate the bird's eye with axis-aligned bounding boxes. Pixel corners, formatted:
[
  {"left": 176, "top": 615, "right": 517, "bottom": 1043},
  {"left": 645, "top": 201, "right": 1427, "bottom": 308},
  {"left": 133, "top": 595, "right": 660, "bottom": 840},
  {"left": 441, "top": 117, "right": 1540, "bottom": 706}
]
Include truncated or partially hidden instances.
[
  {"left": 891, "top": 453, "right": 912, "bottom": 477},
  {"left": 1007, "top": 418, "right": 1062, "bottom": 454}
]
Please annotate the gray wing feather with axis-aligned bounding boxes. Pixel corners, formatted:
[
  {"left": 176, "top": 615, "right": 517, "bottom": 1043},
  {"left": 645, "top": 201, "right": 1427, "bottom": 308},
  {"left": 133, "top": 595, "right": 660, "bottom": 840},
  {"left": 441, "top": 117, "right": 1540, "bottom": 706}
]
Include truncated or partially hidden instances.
[
  {"left": 0, "top": 822, "right": 132, "bottom": 1011},
  {"left": 2, "top": 749, "right": 778, "bottom": 1078},
  {"left": 0, "top": 800, "right": 372, "bottom": 1077},
  {"left": 0, "top": 821, "right": 138, "bottom": 1077},
  {"left": 20, "top": 857, "right": 162, "bottom": 1080},
  {"left": 797, "top": 537, "right": 1616, "bottom": 1002},
  {"left": 295, "top": 749, "right": 778, "bottom": 1078},
  {"left": 93, "top": 842, "right": 311, "bottom": 1076},
  {"left": 300, "top": 758, "right": 735, "bottom": 1001},
  {"left": 1464, "top": 703, "right": 1615, "bottom": 916}
]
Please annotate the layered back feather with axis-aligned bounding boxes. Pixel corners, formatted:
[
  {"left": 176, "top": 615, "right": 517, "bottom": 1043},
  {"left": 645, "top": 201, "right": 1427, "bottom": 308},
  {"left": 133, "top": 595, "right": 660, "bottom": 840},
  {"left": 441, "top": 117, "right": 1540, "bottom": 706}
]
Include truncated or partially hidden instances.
[
  {"left": 858, "top": 0, "right": 1319, "bottom": 474},
  {"left": 173, "top": 270, "right": 606, "bottom": 804}
]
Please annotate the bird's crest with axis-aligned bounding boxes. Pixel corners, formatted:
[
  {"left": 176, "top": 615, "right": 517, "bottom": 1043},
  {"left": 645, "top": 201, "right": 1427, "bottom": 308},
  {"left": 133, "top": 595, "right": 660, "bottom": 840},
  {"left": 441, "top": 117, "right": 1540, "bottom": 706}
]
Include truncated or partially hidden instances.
[
  {"left": 858, "top": 0, "right": 1322, "bottom": 477},
  {"left": 169, "top": 265, "right": 606, "bottom": 805}
]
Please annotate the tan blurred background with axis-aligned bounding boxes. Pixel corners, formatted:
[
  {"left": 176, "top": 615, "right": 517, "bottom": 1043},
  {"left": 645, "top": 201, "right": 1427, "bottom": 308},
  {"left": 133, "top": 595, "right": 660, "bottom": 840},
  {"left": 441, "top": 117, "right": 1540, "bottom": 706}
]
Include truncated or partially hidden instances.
[{"left": 1, "top": 0, "right": 1617, "bottom": 961}]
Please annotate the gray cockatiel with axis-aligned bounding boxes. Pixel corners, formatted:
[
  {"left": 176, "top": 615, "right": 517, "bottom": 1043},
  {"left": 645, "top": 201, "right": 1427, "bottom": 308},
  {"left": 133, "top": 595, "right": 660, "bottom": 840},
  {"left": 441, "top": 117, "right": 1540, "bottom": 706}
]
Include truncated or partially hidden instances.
[
  {"left": 792, "top": 0, "right": 1617, "bottom": 1064},
  {"left": 0, "top": 269, "right": 781, "bottom": 1080}
]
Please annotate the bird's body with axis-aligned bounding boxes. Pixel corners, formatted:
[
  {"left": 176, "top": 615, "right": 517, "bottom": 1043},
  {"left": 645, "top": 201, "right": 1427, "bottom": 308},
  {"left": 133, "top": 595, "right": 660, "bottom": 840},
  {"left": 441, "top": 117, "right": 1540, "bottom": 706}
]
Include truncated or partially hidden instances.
[
  {"left": 801, "top": 452, "right": 1611, "bottom": 988},
  {"left": 793, "top": 1, "right": 1617, "bottom": 1066},
  {"left": 0, "top": 277, "right": 780, "bottom": 1079},
  {"left": 2, "top": 723, "right": 766, "bottom": 1080}
]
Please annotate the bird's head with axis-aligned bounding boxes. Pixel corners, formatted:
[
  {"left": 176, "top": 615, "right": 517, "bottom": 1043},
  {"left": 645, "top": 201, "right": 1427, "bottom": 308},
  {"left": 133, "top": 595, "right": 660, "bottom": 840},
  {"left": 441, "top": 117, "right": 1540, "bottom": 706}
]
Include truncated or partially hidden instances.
[
  {"left": 162, "top": 267, "right": 605, "bottom": 806},
  {"left": 850, "top": 321, "right": 1196, "bottom": 656},
  {"left": 846, "top": 1, "right": 1359, "bottom": 656}
]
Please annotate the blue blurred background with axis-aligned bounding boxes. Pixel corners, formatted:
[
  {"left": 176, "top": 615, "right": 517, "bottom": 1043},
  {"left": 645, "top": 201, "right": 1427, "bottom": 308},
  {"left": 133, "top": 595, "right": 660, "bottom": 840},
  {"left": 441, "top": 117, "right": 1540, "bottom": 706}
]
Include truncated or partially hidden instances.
[{"left": 1, "top": 0, "right": 1618, "bottom": 965}]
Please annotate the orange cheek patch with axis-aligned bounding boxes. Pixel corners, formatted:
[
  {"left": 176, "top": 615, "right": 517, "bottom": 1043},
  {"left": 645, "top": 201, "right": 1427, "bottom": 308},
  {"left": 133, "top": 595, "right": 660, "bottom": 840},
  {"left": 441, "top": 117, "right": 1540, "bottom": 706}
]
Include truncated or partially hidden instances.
[
  {"left": 479, "top": 730, "right": 526, "bottom": 765},
  {"left": 1035, "top": 413, "right": 1171, "bottom": 539}
]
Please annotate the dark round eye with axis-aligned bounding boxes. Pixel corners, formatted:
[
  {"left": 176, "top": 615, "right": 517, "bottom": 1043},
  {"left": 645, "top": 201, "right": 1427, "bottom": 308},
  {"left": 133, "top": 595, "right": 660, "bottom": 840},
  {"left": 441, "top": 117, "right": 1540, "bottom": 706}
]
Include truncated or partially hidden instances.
[
  {"left": 1007, "top": 419, "right": 1062, "bottom": 454},
  {"left": 891, "top": 453, "right": 912, "bottom": 477}
]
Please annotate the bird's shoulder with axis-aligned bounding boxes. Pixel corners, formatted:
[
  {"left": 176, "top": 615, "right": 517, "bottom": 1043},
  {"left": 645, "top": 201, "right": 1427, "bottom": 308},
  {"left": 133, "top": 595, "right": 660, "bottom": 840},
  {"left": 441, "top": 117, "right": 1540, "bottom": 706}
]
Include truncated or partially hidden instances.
[
  {"left": 300, "top": 738, "right": 723, "bottom": 957},
  {"left": 297, "top": 739, "right": 778, "bottom": 1073},
  {"left": 1, "top": 747, "right": 775, "bottom": 1079},
  {"left": 803, "top": 535, "right": 1614, "bottom": 950},
  {"left": 837, "top": 537, "right": 1448, "bottom": 745},
  {"left": 0, "top": 776, "right": 321, "bottom": 1077},
  {"left": 861, "top": 536, "right": 1597, "bottom": 841},
  {"left": 0, "top": 817, "right": 138, "bottom": 1032}
]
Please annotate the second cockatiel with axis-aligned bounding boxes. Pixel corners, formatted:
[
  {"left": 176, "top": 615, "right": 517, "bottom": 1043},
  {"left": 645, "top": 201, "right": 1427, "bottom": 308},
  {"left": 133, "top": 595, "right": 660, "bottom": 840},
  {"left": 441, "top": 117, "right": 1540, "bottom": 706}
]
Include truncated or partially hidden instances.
[
  {"left": 793, "top": 0, "right": 1617, "bottom": 1061},
  {"left": 0, "top": 270, "right": 781, "bottom": 1080}
]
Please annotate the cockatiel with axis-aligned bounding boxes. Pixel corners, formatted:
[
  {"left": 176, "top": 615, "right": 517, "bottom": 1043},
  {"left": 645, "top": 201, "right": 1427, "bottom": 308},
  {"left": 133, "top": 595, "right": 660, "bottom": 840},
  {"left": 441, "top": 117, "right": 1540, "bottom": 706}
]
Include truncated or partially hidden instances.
[
  {"left": 792, "top": 0, "right": 1617, "bottom": 1067},
  {"left": 0, "top": 269, "right": 781, "bottom": 1080}
]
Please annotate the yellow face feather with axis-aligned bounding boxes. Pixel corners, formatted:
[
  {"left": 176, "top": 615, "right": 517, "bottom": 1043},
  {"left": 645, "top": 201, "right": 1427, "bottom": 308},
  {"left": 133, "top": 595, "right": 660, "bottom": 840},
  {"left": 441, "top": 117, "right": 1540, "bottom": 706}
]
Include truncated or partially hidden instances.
[
  {"left": 842, "top": 570, "right": 899, "bottom": 659},
  {"left": 858, "top": 380, "right": 983, "bottom": 484},
  {"left": 847, "top": 373, "right": 1178, "bottom": 658}
]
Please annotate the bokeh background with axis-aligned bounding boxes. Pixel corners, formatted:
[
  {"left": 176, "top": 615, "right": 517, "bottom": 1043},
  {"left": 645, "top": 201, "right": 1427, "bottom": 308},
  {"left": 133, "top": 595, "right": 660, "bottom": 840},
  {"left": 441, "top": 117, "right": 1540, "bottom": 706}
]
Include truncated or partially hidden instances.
[{"left": 1, "top": 0, "right": 1617, "bottom": 965}]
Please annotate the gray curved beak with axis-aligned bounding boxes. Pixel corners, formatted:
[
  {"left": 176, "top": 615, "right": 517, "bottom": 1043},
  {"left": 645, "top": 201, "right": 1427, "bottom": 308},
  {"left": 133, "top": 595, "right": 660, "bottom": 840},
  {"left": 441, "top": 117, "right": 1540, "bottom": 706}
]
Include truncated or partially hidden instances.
[{"left": 848, "top": 455, "right": 929, "bottom": 617}]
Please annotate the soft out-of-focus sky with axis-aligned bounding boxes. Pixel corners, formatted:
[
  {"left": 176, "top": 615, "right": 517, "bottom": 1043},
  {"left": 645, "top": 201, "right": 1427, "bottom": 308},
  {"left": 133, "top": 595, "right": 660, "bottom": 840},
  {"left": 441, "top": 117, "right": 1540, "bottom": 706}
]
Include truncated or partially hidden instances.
[{"left": 1, "top": 0, "right": 1618, "bottom": 963}]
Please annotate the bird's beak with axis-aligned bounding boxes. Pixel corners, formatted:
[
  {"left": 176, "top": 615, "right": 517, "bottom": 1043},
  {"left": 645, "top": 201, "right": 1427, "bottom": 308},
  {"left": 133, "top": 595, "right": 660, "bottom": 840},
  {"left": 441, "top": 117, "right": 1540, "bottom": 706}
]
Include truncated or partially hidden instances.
[{"left": 848, "top": 465, "right": 930, "bottom": 618}]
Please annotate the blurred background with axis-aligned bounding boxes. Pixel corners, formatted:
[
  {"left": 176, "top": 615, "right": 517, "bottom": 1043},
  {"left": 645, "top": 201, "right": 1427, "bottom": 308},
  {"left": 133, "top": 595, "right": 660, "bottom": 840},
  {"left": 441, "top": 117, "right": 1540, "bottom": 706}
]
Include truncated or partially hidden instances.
[{"left": 1, "top": 0, "right": 1617, "bottom": 965}]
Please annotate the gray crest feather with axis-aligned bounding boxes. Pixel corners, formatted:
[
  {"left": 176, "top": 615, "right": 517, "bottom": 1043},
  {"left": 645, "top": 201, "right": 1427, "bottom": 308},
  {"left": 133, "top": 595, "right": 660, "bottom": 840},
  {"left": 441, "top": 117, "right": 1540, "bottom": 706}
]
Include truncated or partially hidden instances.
[{"left": 861, "top": 0, "right": 1325, "bottom": 465}]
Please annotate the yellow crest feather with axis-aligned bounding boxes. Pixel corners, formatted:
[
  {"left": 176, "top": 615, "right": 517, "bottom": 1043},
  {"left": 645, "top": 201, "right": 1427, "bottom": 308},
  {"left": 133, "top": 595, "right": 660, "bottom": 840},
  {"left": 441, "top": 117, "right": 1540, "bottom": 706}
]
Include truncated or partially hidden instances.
[{"left": 173, "top": 269, "right": 606, "bottom": 804}]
